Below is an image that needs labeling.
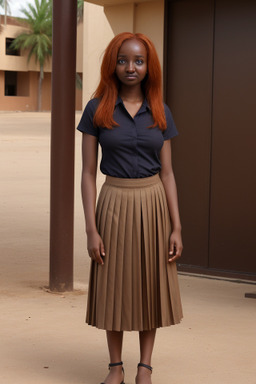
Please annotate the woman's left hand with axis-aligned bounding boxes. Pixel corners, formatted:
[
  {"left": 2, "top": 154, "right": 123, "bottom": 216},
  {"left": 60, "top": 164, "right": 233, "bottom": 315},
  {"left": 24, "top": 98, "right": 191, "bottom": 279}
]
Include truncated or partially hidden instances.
[{"left": 168, "top": 229, "right": 183, "bottom": 262}]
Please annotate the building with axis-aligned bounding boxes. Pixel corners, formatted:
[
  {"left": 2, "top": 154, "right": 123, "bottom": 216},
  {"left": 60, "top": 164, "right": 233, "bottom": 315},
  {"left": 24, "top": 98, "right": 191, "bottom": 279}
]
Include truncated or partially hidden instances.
[
  {"left": 0, "top": 15, "right": 83, "bottom": 111},
  {"left": 81, "top": 0, "right": 256, "bottom": 280}
]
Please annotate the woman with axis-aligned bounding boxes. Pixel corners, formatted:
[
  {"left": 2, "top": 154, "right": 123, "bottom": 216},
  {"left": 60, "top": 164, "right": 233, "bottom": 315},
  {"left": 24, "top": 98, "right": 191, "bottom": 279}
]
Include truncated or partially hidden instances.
[{"left": 77, "top": 32, "right": 183, "bottom": 384}]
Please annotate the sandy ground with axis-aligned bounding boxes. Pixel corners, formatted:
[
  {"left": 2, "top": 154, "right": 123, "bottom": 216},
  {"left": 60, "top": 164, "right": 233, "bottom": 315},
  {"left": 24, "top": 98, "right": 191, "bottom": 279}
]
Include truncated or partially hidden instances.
[{"left": 0, "top": 112, "right": 256, "bottom": 384}]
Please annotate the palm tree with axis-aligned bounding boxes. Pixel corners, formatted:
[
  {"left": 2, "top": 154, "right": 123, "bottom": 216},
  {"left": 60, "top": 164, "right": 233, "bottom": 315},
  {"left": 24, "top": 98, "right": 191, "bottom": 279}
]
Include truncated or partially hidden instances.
[
  {"left": 77, "top": 0, "right": 84, "bottom": 23},
  {"left": 11, "top": 0, "right": 52, "bottom": 111},
  {"left": 76, "top": 0, "right": 84, "bottom": 90},
  {"left": 0, "top": 0, "right": 11, "bottom": 25}
]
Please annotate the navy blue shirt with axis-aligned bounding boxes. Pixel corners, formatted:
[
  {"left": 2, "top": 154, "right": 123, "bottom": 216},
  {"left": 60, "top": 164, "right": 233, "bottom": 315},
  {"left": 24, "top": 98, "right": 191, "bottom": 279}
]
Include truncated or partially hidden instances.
[{"left": 77, "top": 97, "right": 178, "bottom": 178}]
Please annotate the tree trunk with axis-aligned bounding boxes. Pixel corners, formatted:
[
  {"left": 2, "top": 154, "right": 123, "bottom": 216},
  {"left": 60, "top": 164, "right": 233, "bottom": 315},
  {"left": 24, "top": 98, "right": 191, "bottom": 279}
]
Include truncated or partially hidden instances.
[
  {"left": 38, "top": 65, "right": 43, "bottom": 111},
  {"left": 4, "top": 0, "right": 7, "bottom": 25}
]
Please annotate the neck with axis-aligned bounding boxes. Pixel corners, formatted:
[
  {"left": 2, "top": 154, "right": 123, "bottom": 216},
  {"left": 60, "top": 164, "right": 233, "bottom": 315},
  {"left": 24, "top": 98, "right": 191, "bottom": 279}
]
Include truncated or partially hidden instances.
[{"left": 119, "top": 85, "right": 144, "bottom": 102}]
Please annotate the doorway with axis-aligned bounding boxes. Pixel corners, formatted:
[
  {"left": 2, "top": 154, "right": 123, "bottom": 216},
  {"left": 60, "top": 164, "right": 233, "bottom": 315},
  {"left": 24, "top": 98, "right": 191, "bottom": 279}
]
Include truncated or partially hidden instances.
[{"left": 165, "top": 0, "right": 256, "bottom": 279}]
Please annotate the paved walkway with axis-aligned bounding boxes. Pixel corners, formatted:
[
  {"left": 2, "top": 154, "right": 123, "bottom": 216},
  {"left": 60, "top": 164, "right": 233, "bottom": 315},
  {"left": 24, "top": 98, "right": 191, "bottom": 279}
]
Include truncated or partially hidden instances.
[{"left": 0, "top": 112, "right": 255, "bottom": 384}]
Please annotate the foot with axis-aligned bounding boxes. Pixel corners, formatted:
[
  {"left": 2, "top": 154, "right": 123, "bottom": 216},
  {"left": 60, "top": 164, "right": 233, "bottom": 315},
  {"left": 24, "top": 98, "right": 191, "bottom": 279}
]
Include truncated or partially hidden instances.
[
  {"left": 103, "top": 365, "right": 124, "bottom": 384},
  {"left": 135, "top": 364, "right": 152, "bottom": 384}
]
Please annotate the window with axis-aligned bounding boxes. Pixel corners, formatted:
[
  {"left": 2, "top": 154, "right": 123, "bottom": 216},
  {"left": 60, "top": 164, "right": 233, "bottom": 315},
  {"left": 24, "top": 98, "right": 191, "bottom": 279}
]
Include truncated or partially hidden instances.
[
  {"left": 5, "top": 71, "right": 17, "bottom": 96},
  {"left": 6, "top": 38, "right": 20, "bottom": 56},
  {"left": 5, "top": 71, "right": 30, "bottom": 97}
]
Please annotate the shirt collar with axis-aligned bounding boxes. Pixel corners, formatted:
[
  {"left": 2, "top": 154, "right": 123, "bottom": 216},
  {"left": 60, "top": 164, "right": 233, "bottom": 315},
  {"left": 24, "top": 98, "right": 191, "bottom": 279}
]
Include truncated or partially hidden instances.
[
  {"left": 115, "top": 96, "right": 151, "bottom": 111},
  {"left": 115, "top": 95, "right": 123, "bottom": 106}
]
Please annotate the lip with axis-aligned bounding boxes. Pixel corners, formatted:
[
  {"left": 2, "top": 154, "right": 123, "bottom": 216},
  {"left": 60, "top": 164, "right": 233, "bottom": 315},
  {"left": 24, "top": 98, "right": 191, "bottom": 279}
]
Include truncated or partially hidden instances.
[{"left": 125, "top": 75, "right": 137, "bottom": 79}]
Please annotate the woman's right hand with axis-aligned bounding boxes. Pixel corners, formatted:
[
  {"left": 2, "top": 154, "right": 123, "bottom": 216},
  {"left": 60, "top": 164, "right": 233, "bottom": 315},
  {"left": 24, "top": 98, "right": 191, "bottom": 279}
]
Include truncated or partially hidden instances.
[{"left": 86, "top": 230, "right": 105, "bottom": 265}]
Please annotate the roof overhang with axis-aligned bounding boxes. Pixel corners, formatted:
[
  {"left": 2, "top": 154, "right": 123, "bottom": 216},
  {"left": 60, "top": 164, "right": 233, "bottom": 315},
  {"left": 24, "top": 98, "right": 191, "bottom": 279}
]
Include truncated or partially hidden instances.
[{"left": 84, "top": 0, "right": 160, "bottom": 5}]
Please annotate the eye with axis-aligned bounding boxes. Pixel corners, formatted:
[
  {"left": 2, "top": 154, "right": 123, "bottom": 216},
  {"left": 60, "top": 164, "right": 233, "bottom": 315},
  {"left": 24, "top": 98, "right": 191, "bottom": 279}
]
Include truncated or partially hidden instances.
[
  {"left": 136, "top": 59, "right": 144, "bottom": 65},
  {"left": 117, "top": 58, "right": 126, "bottom": 65}
]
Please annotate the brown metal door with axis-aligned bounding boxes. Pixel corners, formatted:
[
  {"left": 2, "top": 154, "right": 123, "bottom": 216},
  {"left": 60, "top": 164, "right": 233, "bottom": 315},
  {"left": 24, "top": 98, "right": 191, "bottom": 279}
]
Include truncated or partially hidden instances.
[
  {"left": 165, "top": 0, "right": 214, "bottom": 268},
  {"left": 166, "top": 0, "right": 256, "bottom": 276},
  {"left": 209, "top": 0, "right": 256, "bottom": 273}
]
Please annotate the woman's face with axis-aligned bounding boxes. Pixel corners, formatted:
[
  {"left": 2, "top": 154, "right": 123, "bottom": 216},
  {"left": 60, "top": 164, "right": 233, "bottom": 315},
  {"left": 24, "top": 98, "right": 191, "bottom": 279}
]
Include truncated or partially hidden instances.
[{"left": 115, "top": 39, "right": 147, "bottom": 87}]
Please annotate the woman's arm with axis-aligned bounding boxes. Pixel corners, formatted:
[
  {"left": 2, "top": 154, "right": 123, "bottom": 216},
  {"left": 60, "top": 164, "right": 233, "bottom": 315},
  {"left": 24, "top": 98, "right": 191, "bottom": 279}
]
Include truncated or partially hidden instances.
[
  {"left": 81, "top": 133, "right": 105, "bottom": 265},
  {"left": 160, "top": 139, "right": 183, "bottom": 262}
]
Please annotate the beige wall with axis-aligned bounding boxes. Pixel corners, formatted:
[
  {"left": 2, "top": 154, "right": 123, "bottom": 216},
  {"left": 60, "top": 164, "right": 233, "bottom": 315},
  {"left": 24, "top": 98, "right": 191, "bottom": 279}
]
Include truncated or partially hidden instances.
[
  {"left": 76, "top": 22, "right": 84, "bottom": 73},
  {"left": 134, "top": 1, "right": 164, "bottom": 61},
  {"left": 0, "top": 70, "right": 83, "bottom": 111},
  {"left": 82, "top": 0, "right": 165, "bottom": 106},
  {"left": 0, "top": 19, "right": 83, "bottom": 111},
  {"left": 0, "top": 70, "right": 38, "bottom": 111},
  {"left": 17, "top": 72, "right": 30, "bottom": 96},
  {"left": 82, "top": 2, "right": 113, "bottom": 103},
  {"left": 0, "top": 21, "right": 83, "bottom": 73},
  {"left": 0, "top": 24, "right": 52, "bottom": 72},
  {"left": 104, "top": 3, "right": 134, "bottom": 34}
]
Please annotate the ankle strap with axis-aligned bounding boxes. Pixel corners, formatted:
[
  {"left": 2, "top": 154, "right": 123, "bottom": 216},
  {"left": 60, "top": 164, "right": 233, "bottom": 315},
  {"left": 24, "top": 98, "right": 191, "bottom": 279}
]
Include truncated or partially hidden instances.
[
  {"left": 109, "top": 361, "right": 123, "bottom": 369},
  {"left": 138, "top": 362, "right": 153, "bottom": 372}
]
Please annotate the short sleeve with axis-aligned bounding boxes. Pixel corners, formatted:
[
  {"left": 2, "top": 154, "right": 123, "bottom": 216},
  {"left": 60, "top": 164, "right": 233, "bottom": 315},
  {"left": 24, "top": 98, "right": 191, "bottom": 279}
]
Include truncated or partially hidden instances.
[
  {"left": 162, "top": 103, "right": 178, "bottom": 140},
  {"left": 77, "top": 98, "right": 99, "bottom": 137}
]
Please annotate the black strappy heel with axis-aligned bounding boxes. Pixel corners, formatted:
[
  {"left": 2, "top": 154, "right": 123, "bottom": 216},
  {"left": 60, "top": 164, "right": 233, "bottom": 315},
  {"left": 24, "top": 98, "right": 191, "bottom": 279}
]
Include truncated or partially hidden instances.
[
  {"left": 101, "top": 361, "right": 125, "bottom": 384},
  {"left": 138, "top": 362, "right": 153, "bottom": 373}
]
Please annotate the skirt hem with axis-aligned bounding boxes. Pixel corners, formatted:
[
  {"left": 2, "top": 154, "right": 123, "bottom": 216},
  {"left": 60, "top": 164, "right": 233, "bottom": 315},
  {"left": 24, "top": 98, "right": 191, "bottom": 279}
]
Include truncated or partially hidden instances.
[{"left": 85, "top": 317, "right": 183, "bottom": 332}]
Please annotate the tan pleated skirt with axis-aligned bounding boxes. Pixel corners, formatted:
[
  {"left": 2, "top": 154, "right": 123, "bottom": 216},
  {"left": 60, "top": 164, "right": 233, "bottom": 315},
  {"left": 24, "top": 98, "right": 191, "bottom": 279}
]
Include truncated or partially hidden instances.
[{"left": 86, "top": 174, "right": 183, "bottom": 331}]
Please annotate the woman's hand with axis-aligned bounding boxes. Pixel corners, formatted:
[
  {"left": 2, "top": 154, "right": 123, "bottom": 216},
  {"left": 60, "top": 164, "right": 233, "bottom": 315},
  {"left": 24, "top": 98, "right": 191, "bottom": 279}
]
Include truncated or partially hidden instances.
[
  {"left": 168, "top": 229, "right": 183, "bottom": 263},
  {"left": 87, "top": 230, "right": 105, "bottom": 265}
]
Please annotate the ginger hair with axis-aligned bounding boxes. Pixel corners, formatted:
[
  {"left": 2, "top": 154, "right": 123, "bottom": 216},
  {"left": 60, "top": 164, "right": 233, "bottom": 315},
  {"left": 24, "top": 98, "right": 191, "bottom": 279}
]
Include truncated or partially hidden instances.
[{"left": 93, "top": 32, "right": 167, "bottom": 130}]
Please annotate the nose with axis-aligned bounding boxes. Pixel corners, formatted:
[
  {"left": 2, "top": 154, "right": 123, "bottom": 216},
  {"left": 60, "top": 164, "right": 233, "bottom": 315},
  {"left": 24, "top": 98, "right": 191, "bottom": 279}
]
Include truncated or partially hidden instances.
[{"left": 126, "top": 61, "right": 135, "bottom": 73}]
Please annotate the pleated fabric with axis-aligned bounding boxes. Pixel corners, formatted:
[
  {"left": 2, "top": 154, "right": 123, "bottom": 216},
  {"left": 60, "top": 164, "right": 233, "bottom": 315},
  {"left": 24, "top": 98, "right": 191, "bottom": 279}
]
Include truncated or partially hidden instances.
[{"left": 86, "top": 174, "right": 183, "bottom": 331}]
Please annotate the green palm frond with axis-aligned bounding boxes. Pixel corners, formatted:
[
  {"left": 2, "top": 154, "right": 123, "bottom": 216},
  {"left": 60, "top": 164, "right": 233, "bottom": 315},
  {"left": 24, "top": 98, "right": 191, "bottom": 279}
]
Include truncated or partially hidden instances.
[
  {"left": 10, "top": 0, "right": 81, "bottom": 91},
  {"left": 0, "top": 0, "right": 11, "bottom": 14},
  {"left": 77, "top": 0, "right": 84, "bottom": 22},
  {"left": 10, "top": 0, "right": 52, "bottom": 76},
  {"left": 76, "top": 73, "right": 82, "bottom": 90}
]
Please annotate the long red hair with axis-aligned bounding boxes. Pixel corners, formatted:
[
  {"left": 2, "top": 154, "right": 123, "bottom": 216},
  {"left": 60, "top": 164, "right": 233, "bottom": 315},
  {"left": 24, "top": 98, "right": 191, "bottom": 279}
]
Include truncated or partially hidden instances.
[{"left": 93, "top": 32, "right": 167, "bottom": 130}]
